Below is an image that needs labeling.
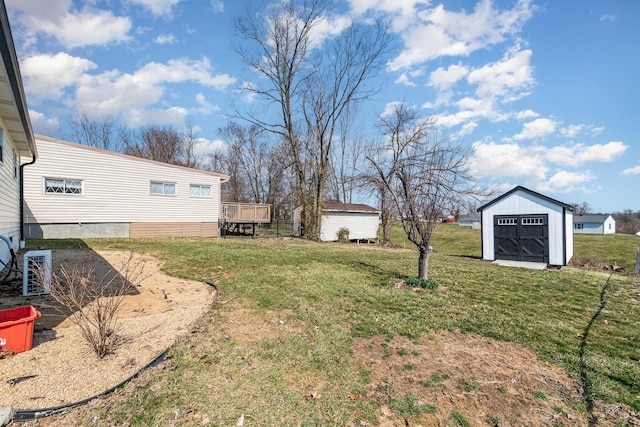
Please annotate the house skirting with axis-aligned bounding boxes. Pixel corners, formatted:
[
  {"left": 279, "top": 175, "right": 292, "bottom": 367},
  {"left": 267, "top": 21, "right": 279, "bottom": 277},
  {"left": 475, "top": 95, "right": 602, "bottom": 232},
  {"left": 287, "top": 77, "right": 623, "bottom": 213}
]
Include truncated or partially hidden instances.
[
  {"left": 25, "top": 222, "right": 219, "bottom": 239},
  {"left": 129, "top": 222, "right": 218, "bottom": 238}
]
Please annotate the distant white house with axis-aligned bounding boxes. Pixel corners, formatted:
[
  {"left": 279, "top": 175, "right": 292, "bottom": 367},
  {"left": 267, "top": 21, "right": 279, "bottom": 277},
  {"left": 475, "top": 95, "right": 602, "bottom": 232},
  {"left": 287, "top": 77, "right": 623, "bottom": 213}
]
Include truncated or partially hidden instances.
[
  {"left": 0, "top": 5, "right": 37, "bottom": 266},
  {"left": 573, "top": 214, "right": 615, "bottom": 234},
  {"left": 477, "top": 186, "right": 574, "bottom": 267},
  {"left": 23, "top": 135, "right": 229, "bottom": 239},
  {"left": 293, "top": 202, "right": 380, "bottom": 242}
]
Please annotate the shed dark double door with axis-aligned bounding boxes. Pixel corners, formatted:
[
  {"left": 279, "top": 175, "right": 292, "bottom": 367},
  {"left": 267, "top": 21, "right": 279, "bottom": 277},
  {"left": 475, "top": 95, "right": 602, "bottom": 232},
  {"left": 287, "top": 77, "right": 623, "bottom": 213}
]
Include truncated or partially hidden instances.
[{"left": 494, "top": 214, "right": 549, "bottom": 263}]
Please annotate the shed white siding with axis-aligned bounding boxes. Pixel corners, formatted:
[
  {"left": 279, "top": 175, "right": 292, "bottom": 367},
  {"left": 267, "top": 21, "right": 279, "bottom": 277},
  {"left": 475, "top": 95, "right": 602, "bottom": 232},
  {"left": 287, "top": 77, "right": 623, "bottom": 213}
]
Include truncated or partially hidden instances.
[
  {"left": 480, "top": 188, "right": 572, "bottom": 266},
  {"left": 320, "top": 211, "right": 379, "bottom": 242},
  {"left": 23, "top": 136, "right": 226, "bottom": 238}
]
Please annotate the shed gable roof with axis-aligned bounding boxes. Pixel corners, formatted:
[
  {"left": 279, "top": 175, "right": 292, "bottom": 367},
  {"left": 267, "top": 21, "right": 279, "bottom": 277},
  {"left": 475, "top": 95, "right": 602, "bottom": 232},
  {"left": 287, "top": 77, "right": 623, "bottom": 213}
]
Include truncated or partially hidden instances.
[
  {"left": 477, "top": 186, "right": 574, "bottom": 212},
  {"left": 323, "top": 202, "right": 379, "bottom": 213}
]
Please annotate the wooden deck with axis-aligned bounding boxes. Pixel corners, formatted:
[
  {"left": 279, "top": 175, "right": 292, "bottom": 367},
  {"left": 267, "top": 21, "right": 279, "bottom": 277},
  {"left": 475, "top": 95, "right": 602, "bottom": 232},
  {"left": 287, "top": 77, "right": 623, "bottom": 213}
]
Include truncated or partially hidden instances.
[{"left": 222, "top": 203, "right": 271, "bottom": 224}]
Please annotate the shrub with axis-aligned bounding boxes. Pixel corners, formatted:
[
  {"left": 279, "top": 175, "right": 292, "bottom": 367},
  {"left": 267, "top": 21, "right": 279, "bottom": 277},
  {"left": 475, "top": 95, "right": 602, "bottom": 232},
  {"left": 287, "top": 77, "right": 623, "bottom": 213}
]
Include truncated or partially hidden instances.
[
  {"left": 404, "top": 276, "right": 438, "bottom": 289},
  {"left": 36, "top": 253, "right": 146, "bottom": 358},
  {"left": 337, "top": 227, "right": 350, "bottom": 243}
]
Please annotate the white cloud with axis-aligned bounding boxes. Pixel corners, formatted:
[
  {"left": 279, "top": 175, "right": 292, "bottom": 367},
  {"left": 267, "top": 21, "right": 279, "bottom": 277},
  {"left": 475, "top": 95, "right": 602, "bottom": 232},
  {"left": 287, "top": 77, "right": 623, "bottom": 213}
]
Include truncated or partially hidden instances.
[
  {"left": 469, "top": 140, "right": 547, "bottom": 182},
  {"left": 546, "top": 141, "right": 627, "bottom": 166},
  {"left": 29, "top": 110, "right": 60, "bottom": 135},
  {"left": 428, "top": 63, "right": 469, "bottom": 90},
  {"left": 127, "top": 0, "right": 182, "bottom": 17},
  {"left": 467, "top": 47, "right": 534, "bottom": 101},
  {"left": 621, "top": 164, "right": 640, "bottom": 176},
  {"left": 194, "top": 137, "right": 226, "bottom": 158},
  {"left": 72, "top": 58, "right": 235, "bottom": 119},
  {"left": 384, "top": 0, "right": 536, "bottom": 71},
  {"left": 194, "top": 93, "right": 220, "bottom": 114},
  {"left": 210, "top": 0, "right": 224, "bottom": 13},
  {"left": 395, "top": 73, "right": 417, "bottom": 87},
  {"left": 513, "top": 118, "right": 557, "bottom": 140},
  {"left": 600, "top": 14, "right": 616, "bottom": 22},
  {"left": 155, "top": 33, "right": 177, "bottom": 44},
  {"left": 514, "top": 109, "right": 538, "bottom": 119},
  {"left": 308, "top": 14, "right": 352, "bottom": 50},
  {"left": 537, "top": 170, "right": 595, "bottom": 193},
  {"left": 559, "top": 124, "right": 583, "bottom": 138},
  {"left": 21, "top": 55, "right": 235, "bottom": 127},
  {"left": 6, "top": 1, "right": 131, "bottom": 48},
  {"left": 22, "top": 52, "right": 97, "bottom": 101}
]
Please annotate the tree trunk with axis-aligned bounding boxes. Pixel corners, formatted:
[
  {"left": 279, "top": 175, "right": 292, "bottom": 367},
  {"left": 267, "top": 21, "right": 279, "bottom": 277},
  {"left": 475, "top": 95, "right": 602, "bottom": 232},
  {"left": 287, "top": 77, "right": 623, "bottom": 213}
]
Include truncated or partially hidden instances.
[{"left": 417, "top": 244, "right": 433, "bottom": 279}]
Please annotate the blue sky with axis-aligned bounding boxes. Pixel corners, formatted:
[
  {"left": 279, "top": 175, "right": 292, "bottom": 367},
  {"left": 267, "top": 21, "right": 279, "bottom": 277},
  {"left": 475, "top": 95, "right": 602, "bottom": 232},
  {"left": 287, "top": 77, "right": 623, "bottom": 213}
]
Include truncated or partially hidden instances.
[{"left": 5, "top": 0, "right": 639, "bottom": 213}]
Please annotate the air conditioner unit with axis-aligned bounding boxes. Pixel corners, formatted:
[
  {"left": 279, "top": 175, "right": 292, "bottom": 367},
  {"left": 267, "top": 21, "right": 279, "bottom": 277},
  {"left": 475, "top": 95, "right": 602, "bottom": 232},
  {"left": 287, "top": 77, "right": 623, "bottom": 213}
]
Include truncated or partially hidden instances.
[{"left": 23, "top": 250, "right": 52, "bottom": 296}]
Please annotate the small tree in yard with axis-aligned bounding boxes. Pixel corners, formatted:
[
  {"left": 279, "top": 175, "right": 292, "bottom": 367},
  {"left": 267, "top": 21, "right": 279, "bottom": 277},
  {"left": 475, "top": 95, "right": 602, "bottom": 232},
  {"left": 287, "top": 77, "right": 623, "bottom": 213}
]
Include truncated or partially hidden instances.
[
  {"left": 366, "top": 103, "right": 478, "bottom": 279},
  {"left": 36, "top": 253, "right": 146, "bottom": 358}
]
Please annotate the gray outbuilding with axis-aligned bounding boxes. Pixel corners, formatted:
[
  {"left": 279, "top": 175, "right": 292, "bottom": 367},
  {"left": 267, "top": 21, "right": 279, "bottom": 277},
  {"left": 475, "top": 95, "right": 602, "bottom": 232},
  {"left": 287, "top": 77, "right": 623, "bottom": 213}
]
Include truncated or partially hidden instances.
[{"left": 477, "top": 186, "right": 574, "bottom": 267}]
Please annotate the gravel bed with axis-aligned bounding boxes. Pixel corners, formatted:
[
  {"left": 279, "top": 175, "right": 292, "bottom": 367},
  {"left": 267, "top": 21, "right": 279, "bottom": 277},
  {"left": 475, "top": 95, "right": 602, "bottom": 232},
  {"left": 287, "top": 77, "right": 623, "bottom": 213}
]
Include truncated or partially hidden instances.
[{"left": 0, "top": 250, "right": 215, "bottom": 409}]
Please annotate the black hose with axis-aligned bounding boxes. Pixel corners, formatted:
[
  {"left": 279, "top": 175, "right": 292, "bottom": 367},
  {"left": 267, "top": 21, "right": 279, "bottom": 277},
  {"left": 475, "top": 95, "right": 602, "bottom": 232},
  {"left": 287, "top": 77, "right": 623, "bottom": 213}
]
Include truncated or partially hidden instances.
[{"left": 12, "top": 349, "right": 169, "bottom": 422}]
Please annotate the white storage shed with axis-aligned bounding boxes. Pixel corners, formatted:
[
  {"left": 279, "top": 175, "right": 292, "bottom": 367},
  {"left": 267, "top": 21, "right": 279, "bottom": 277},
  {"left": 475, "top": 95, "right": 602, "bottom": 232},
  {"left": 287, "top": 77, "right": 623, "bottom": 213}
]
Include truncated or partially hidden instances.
[
  {"left": 477, "top": 186, "right": 574, "bottom": 267},
  {"left": 293, "top": 202, "right": 380, "bottom": 242}
]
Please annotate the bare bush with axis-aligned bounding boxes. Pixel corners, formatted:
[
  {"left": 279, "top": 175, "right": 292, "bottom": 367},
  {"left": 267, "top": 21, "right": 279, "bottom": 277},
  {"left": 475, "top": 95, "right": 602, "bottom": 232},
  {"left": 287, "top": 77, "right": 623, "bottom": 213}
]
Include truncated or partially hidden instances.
[{"left": 35, "top": 253, "right": 146, "bottom": 358}]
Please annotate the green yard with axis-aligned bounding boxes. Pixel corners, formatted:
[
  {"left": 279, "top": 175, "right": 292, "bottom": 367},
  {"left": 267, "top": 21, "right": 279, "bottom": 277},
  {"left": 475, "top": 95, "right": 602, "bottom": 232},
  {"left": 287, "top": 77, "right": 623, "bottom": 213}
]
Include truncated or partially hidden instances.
[{"left": 27, "top": 224, "right": 640, "bottom": 425}]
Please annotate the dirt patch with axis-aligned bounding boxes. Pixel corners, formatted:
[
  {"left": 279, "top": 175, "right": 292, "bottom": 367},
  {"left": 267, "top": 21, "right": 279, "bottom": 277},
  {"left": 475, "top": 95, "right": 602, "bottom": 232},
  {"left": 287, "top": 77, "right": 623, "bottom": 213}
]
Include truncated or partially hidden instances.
[
  {"left": 0, "top": 249, "right": 215, "bottom": 409},
  {"left": 354, "top": 332, "right": 638, "bottom": 426}
]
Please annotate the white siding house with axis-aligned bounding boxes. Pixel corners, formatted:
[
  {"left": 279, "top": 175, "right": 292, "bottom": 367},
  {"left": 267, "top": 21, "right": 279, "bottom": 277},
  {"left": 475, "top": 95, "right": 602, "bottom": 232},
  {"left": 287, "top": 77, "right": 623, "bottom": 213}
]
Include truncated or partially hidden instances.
[
  {"left": 23, "top": 135, "right": 228, "bottom": 238},
  {"left": 0, "top": 4, "right": 37, "bottom": 266},
  {"left": 477, "top": 186, "right": 574, "bottom": 267},
  {"left": 294, "top": 202, "right": 380, "bottom": 242},
  {"left": 573, "top": 214, "right": 615, "bottom": 234}
]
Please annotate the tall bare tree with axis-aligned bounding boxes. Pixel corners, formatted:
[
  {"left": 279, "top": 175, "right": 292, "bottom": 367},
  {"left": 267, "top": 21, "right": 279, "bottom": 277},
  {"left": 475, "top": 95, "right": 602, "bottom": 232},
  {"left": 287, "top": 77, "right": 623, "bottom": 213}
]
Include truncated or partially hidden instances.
[
  {"left": 68, "top": 112, "right": 124, "bottom": 152},
  {"left": 123, "top": 124, "right": 199, "bottom": 168},
  {"left": 366, "top": 103, "right": 476, "bottom": 279},
  {"left": 216, "top": 122, "right": 291, "bottom": 219},
  {"left": 234, "top": 0, "right": 390, "bottom": 238}
]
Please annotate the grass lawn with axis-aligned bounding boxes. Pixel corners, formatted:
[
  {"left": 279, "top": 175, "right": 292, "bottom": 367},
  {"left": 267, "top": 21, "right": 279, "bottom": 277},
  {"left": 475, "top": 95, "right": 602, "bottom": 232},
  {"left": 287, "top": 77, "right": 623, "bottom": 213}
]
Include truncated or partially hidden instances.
[{"left": 27, "top": 225, "right": 640, "bottom": 425}]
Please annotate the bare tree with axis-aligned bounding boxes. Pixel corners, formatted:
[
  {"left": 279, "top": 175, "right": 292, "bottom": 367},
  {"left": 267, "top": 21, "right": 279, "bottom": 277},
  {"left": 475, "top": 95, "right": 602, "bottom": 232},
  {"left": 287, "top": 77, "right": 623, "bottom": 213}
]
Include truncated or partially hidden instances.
[
  {"left": 366, "top": 103, "right": 476, "bottom": 279},
  {"left": 123, "top": 124, "right": 199, "bottom": 167},
  {"left": 614, "top": 209, "right": 640, "bottom": 234},
  {"left": 328, "top": 106, "right": 365, "bottom": 204},
  {"left": 68, "top": 112, "right": 124, "bottom": 152},
  {"left": 570, "top": 201, "right": 591, "bottom": 215},
  {"left": 234, "top": 0, "right": 390, "bottom": 238},
  {"left": 363, "top": 104, "right": 421, "bottom": 245}
]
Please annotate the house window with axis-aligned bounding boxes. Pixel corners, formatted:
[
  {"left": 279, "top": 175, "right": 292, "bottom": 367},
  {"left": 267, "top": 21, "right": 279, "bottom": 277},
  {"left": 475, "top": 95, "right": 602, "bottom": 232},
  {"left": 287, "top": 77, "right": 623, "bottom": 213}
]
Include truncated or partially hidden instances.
[
  {"left": 44, "top": 177, "right": 83, "bottom": 194},
  {"left": 497, "top": 218, "right": 517, "bottom": 225},
  {"left": 609, "top": 223, "right": 612, "bottom": 230},
  {"left": 190, "top": 184, "right": 211, "bottom": 197},
  {"left": 150, "top": 181, "right": 176, "bottom": 195},
  {"left": 522, "top": 217, "right": 543, "bottom": 225},
  {"left": 575, "top": 223, "right": 583, "bottom": 230}
]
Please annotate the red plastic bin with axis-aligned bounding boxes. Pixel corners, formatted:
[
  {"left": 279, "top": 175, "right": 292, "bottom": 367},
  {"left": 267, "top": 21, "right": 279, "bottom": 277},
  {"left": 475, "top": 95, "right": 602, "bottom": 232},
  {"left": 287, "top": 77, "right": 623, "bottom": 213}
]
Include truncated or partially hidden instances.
[{"left": 0, "top": 305, "right": 42, "bottom": 354}]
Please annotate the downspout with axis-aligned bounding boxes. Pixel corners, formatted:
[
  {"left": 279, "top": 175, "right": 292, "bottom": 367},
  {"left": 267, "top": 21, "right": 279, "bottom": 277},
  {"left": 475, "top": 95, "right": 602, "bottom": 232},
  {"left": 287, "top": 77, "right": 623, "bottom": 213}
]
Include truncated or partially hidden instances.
[
  {"left": 19, "top": 153, "right": 36, "bottom": 242},
  {"left": 561, "top": 207, "right": 567, "bottom": 266},
  {"left": 478, "top": 209, "right": 484, "bottom": 260}
]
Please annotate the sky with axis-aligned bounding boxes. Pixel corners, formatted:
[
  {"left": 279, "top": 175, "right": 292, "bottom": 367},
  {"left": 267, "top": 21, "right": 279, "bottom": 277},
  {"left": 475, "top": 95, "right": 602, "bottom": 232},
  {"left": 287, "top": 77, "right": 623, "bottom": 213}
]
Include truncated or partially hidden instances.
[{"left": 5, "top": 0, "right": 639, "bottom": 213}]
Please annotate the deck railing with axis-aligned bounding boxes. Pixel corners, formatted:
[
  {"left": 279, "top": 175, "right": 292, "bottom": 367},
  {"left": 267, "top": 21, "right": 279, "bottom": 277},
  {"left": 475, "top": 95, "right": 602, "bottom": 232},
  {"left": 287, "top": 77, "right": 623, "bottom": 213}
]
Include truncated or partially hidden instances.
[{"left": 222, "top": 203, "right": 271, "bottom": 224}]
